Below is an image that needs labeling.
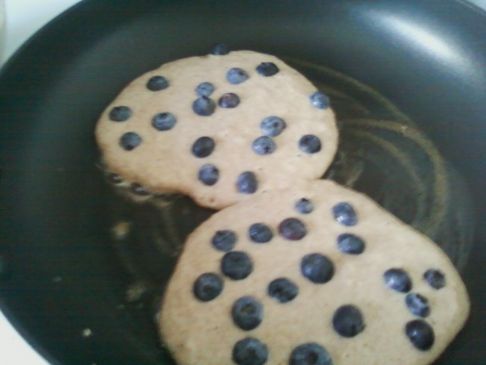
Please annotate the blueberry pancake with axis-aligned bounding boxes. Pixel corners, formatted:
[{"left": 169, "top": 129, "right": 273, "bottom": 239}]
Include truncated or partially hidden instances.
[
  {"left": 159, "top": 180, "right": 469, "bottom": 365},
  {"left": 95, "top": 48, "right": 337, "bottom": 208}
]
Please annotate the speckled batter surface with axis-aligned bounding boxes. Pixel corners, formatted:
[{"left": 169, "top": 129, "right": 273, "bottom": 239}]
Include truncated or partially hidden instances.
[
  {"left": 160, "top": 180, "right": 469, "bottom": 365},
  {"left": 96, "top": 50, "right": 337, "bottom": 209}
]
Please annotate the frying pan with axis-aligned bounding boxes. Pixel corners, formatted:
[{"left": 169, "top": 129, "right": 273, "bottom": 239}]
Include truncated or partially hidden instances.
[{"left": 0, "top": 0, "right": 485, "bottom": 364}]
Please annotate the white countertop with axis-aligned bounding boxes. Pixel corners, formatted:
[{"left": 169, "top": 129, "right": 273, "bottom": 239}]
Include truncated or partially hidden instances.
[{"left": 2, "top": 0, "right": 81, "bottom": 63}]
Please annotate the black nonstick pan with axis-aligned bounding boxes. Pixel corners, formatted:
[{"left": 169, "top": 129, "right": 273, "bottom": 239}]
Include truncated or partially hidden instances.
[{"left": 0, "top": 0, "right": 485, "bottom": 364}]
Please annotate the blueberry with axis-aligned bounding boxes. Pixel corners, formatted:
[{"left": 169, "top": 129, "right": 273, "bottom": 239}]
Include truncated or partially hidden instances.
[
  {"left": 295, "top": 198, "right": 314, "bottom": 214},
  {"left": 146, "top": 76, "right": 169, "bottom": 91},
  {"left": 423, "top": 269, "right": 446, "bottom": 290},
  {"left": 278, "top": 218, "right": 307, "bottom": 240},
  {"left": 332, "top": 305, "right": 365, "bottom": 338},
  {"left": 195, "top": 82, "right": 215, "bottom": 97},
  {"left": 119, "top": 132, "right": 142, "bottom": 151},
  {"left": 267, "top": 278, "right": 298, "bottom": 303},
  {"left": 405, "top": 320, "right": 435, "bottom": 351},
  {"left": 256, "top": 62, "right": 279, "bottom": 77},
  {"left": 383, "top": 268, "right": 412, "bottom": 293},
  {"left": 193, "top": 272, "right": 224, "bottom": 302},
  {"left": 289, "top": 343, "right": 333, "bottom": 365},
  {"left": 310, "top": 91, "right": 330, "bottom": 109},
  {"left": 218, "top": 92, "right": 240, "bottom": 108},
  {"left": 252, "top": 136, "right": 276, "bottom": 155},
  {"left": 221, "top": 251, "right": 253, "bottom": 280},
  {"left": 237, "top": 171, "right": 258, "bottom": 194},
  {"left": 299, "top": 135, "right": 322, "bottom": 154},
  {"left": 192, "top": 136, "right": 215, "bottom": 158},
  {"left": 232, "top": 338, "right": 268, "bottom": 365},
  {"left": 109, "top": 106, "right": 132, "bottom": 122},
  {"left": 337, "top": 233, "right": 365, "bottom": 255},
  {"left": 192, "top": 96, "right": 216, "bottom": 116},
  {"left": 198, "top": 164, "right": 219, "bottom": 186},
  {"left": 212, "top": 230, "right": 237, "bottom": 252},
  {"left": 332, "top": 202, "right": 357, "bottom": 226},
  {"left": 211, "top": 43, "right": 230, "bottom": 55},
  {"left": 232, "top": 296, "right": 263, "bottom": 331},
  {"left": 300, "top": 253, "right": 334, "bottom": 284},
  {"left": 249, "top": 223, "right": 273, "bottom": 243},
  {"left": 405, "top": 293, "right": 430, "bottom": 317},
  {"left": 108, "top": 173, "right": 123, "bottom": 184},
  {"left": 152, "top": 112, "right": 177, "bottom": 131},
  {"left": 130, "top": 183, "right": 150, "bottom": 196},
  {"left": 227, "top": 68, "right": 249, "bottom": 84},
  {"left": 260, "top": 116, "right": 287, "bottom": 137}
]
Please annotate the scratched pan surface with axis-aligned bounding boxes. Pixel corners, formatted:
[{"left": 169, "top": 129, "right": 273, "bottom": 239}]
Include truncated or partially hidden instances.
[{"left": 0, "top": 1, "right": 485, "bottom": 365}]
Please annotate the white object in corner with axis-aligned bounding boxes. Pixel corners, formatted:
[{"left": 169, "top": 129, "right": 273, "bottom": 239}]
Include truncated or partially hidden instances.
[{"left": 2, "top": 0, "right": 81, "bottom": 63}]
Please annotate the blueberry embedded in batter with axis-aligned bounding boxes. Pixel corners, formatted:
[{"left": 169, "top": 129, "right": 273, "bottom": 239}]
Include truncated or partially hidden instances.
[
  {"left": 267, "top": 278, "right": 299, "bottom": 303},
  {"left": 256, "top": 62, "right": 279, "bottom": 77},
  {"left": 221, "top": 251, "right": 253, "bottom": 280},
  {"left": 300, "top": 253, "right": 334, "bottom": 284},
  {"left": 198, "top": 164, "right": 219, "bottom": 186},
  {"left": 195, "top": 82, "right": 215, "bottom": 97},
  {"left": 423, "top": 269, "right": 446, "bottom": 290},
  {"left": 232, "top": 337, "right": 268, "bottom": 365},
  {"left": 405, "top": 320, "right": 435, "bottom": 351},
  {"left": 119, "top": 132, "right": 142, "bottom": 151},
  {"left": 193, "top": 273, "right": 224, "bottom": 302},
  {"left": 152, "top": 112, "right": 177, "bottom": 131},
  {"left": 278, "top": 218, "right": 307, "bottom": 241},
  {"left": 211, "top": 230, "right": 237, "bottom": 252},
  {"left": 248, "top": 223, "right": 273, "bottom": 243},
  {"left": 218, "top": 92, "right": 240, "bottom": 108},
  {"left": 336, "top": 233, "right": 365, "bottom": 255},
  {"left": 309, "top": 91, "right": 330, "bottom": 109},
  {"left": 109, "top": 106, "right": 132, "bottom": 122},
  {"left": 289, "top": 343, "right": 333, "bottom": 365},
  {"left": 192, "top": 96, "right": 216, "bottom": 116},
  {"left": 332, "top": 305, "right": 365, "bottom": 338},
  {"left": 252, "top": 136, "right": 276, "bottom": 155},
  {"left": 295, "top": 198, "right": 314, "bottom": 214},
  {"left": 192, "top": 136, "right": 216, "bottom": 158},
  {"left": 332, "top": 202, "right": 358, "bottom": 226},
  {"left": 146, "top": 75, "right": 169, "bottom": 91},
  {"left": 299, "top": 135, "right": 322, "bottom": 154},
  {"left": 383, "top": 268, "right": 412, "bottom": 293},
  {"left": 405, "top": 293, "right": 430, "bottom": 318},
  {"left": 227, "top": 67, "right": 249, "bottom": 84},
  {"left": 260, "top": 116, "right": 286, "bottom": 137},
  {"left": 231, "top": 296, "right": 263, "bottom": 331},
  {"left": 236, "top": 171, "right": 258, "bottom": 194}
]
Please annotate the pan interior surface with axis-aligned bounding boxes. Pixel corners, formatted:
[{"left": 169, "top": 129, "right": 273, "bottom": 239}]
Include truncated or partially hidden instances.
[{"left": 0, "top": 1, "right": 484, "bottom": 365}]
